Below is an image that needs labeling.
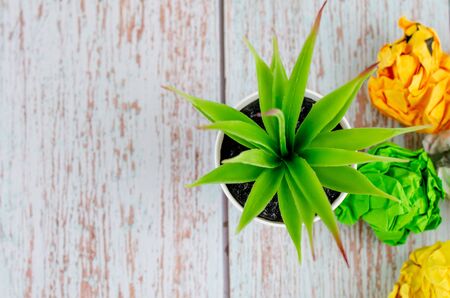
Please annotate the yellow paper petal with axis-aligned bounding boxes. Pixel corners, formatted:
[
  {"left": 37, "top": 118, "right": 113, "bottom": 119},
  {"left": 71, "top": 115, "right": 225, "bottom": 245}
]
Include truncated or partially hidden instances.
[
  {"left": 390, "top": 240, "right": 450, "bottom": 298},
  {"left": 378, "top": 45, "right": 395, "bottom": 69},
  {"left": 423, "top": 78, "right": 450, "bottom": 132},
  {"left": 385, "top": 89, "right": 409, "bottom": 114},
  {"left": 397, "top": 55, "right": 419, "bottom": 86},
  {"left": 399, "top": 16, "right": 415, "bottom": 30},
  {"left": 441, "top": 54, "right": 450, "bottom": 71},
  {"left": 431, "top": 68, "right": 450, "bottom": 82}
]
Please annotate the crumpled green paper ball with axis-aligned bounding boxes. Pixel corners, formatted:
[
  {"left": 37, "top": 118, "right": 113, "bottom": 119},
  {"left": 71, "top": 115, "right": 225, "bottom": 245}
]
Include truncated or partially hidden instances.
[{"left": 336, "top": 143, "right": 445, "bottom": 246}]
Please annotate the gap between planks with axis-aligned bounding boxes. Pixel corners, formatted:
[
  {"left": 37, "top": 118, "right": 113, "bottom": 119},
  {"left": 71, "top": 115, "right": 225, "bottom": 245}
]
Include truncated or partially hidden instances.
[{"left": 218, "top": 0, "right": 231, "bottom": 297}]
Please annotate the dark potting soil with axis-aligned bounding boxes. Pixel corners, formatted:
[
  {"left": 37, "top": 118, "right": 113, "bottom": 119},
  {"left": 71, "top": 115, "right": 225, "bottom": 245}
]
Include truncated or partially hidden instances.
[{"left": 220, "top": 98, "right": 341, "bottom": 223}]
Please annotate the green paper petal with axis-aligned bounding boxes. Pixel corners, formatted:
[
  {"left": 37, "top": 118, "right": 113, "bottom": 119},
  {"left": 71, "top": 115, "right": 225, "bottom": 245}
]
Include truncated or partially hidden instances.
[{"left": 336, "top": 143, "right": 445, "bottom": 246}]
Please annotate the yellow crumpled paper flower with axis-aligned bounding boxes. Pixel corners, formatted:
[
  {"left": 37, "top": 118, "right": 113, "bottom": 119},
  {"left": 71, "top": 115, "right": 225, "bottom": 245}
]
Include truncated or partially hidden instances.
[
  {"left": 389, "top": 240, "right": 450, "bottom": 298},
  {"left": 369, "top": 17, "right": 450, "bottom": 133}
]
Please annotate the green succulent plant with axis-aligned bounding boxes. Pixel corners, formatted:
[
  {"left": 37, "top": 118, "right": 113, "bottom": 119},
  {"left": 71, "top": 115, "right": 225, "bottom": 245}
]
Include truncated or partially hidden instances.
[{"left": 165, "top": 2, "right": 426, "bottom": 263}]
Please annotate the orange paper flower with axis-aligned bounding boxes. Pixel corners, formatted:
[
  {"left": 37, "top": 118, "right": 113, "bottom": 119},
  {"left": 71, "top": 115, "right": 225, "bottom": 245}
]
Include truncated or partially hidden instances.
[
  {"left": 425, "top": 54, "right": 450, "bottom": 131},
  {"left": 369, "top": 17, "right": 450, "bottom": 133},
  {"left": 389, "top": 240, "right": 450, "bottom": 298}
]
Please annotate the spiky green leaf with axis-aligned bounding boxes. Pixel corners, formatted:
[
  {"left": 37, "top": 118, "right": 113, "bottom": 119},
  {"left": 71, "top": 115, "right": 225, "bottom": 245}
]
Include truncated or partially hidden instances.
[
  {"left": 286, "top": 156, "right": 348, "bottom": 265},
  {"left": 284, "top": 172, "right": 316, "bottom": 259},
  {"left": 294, "top": 64, "right": 377, "bottom": 150},
  {"left": 187, "top": 163, "right": 263, "bottom": 187},
  {"left": 164, "top": 86, "right": 255, "bottom": 125},
  {"left": 278, "top": 178, "right": 303, "bottom": 262},
  {"left": 201, "top": 121, "right": 278, "bottom": 155},
  {"left": 271, "top": 37, "right": 288, "bottom": 109},
  {"left": 165, "top": 86, "right": 260, "bottom": 148},
  {"left": 322, "top": 67, "right": 381, "bottom": 134},
  {"left": 309, "top": 125, "right": 430, "bottom": 150},
  {"left": 301, "top": 148, "right": 408, "bottom": 167},
  {"left": 244, "top": 38, "right": 277, "bottom": 139},
  {"left": 284, "top": 2, "right": 326, "bottom": 149},
  {"left": 313, "top": 166, "right": 400, "bottom": 202},
  {"left": 265, "top": 109, "right": 288, "bottom": 156},
  {"left": 222, "top": 149, "right": 280, "bottom": 168},
  {"left": 236, "top": 167, "right": 284, "bottom": 232}
]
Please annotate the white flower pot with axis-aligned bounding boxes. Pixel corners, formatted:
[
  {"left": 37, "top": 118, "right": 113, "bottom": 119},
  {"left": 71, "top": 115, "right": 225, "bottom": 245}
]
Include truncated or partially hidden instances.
[{"left": 214, "top": 89, "right": 353, "bottom": 228}]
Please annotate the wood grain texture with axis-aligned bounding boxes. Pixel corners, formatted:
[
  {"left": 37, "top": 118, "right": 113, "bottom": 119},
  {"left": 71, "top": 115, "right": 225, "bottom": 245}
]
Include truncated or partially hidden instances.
[
  {"left": 224, "top": 0, "right": 450, "bottom": 297},
  {"left": 0, "top": 1, "right": 224, "bottom": 297},
  {"left": 2, "top": 0, "right": 450, "bottom": 297}
]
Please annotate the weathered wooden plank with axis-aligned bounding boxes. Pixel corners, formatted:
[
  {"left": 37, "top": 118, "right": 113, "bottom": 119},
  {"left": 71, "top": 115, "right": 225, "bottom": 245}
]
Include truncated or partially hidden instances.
[
  {"left": 224, "top": 1, "right": 450, "bottom": 297},
  {"left": 0, "top": 1, "right": 224, "bottom": 297}
]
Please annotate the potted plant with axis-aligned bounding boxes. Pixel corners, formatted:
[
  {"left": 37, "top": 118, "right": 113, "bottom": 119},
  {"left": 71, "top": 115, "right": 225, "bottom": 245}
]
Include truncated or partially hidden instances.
[{"left": 165, "top": 2, "right": 424, "bottom": 262}]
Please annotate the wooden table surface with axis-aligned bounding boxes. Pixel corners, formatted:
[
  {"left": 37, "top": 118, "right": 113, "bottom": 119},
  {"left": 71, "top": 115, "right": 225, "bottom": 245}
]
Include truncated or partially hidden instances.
[{"left": 1, "top": 1, "right": 449, "bottom": 297}]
